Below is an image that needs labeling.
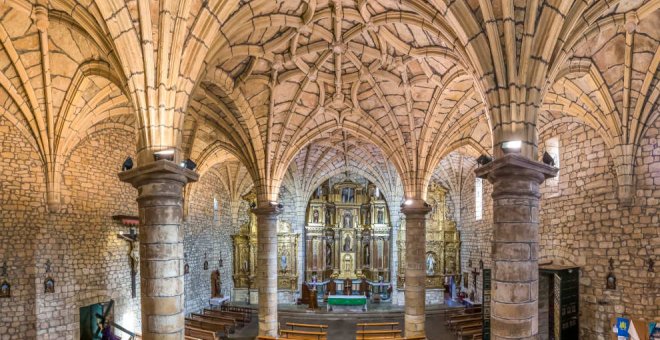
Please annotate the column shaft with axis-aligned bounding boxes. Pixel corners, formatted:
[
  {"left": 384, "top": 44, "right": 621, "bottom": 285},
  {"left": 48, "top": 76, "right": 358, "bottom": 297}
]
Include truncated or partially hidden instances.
[
  {"left": 476, "top": 154, "right": 557, "bottom": 340},
  {"left": 253, "top": 204, "right": 282, "bottom": 337},
  {"left": 119, "top": 161, "right": 198, "bottom": 340},
  {"left": 401, "top": 200, "right": 431, "bottom": 338}
]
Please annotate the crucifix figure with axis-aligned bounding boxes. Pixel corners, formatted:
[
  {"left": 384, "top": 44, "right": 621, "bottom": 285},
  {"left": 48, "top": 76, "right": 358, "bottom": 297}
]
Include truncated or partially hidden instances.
[
  {"left": 471, "top": 267, "right": 480, "bottom": 296},
  {"left": 118, "top": 228, "right": 139, "bottom": 298}
]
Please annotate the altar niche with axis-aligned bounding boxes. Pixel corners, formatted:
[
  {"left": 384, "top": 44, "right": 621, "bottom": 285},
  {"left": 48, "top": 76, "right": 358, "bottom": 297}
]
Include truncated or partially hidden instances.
[
  {"left": 397, "top": 184, "right": 460, "bottom": 289},
  {"left": 305, "top": 179, "right": 391, "bottom": 282},
  {"left": 231, "top": 190, "right": 300, "bottom": 302}
]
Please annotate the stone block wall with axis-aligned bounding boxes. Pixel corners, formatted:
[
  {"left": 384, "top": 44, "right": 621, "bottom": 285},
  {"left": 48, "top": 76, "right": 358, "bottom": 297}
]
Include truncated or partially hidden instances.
[
  {"left": 538, "top": 121, "right": 659, "bottom": 338},
  {"left": 0, "top": 113, "right": 245, "bottom": 338},
  {"left": 0, "top": 115, "right": 42, "bottom": 338},
  {"left": 183, "top": 170, "right": 247, "bottom": 313}
]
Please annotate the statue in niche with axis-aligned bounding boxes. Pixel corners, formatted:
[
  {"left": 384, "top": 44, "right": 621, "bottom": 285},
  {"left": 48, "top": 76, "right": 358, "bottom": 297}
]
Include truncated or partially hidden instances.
[
  {"left": 325, "top": 207, "right": 331, "bottom": 224},
  {"left": 0, "top": 280, "right": 9, "bottom": 298},
  {"left": 364, "top": 242, "right": 370, "bottom": 265},
  {"left": 326, "top": 243, "right": 332, "bottom": 266},
  {"left": 343, "top": 254, "right": 353, "bottom": 272},
  {"left": 377, "top": 210, "right": 384, "bottom": 224},
  {"left": 44, "top": 277, "right": 55, "bottom": 293},
  {"left": 426, "top": 253, "right": 436, "bottom": 276},
  {"left": 343, "top": 212, "right": 353, "bottom": 228},
  {"left": 343, "top": 234, "right": 352, "bottom": 252},
  {"left": 312, "top": 209, "right": 319, "bottom": 223},
  {"left": 280, "top": 251, "right": 288, "bottom": 271},
  {"left": 242, "top": 259, "right": 249, "bottom": 273}
]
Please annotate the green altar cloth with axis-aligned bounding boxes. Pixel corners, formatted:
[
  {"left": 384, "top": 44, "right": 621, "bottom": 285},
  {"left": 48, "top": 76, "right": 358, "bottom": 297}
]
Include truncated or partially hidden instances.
[
  {"left": 328, "top": 296, "right": 366, "bottom": 305},
  {"left": 327, "top": 295, "right": 367, "bottom": 310}
]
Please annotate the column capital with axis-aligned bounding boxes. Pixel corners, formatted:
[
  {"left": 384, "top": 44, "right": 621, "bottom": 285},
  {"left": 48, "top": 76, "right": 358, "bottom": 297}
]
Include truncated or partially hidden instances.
[
  {"left": 252, "top": 202, "right": 283, "bottom": 217},
  {"left": 400, "top": 199, "right": 432, "bottom": 217},
  {"left": 119, "top": 160, "right": 199, "bottom": 188},
  {"left": 475, "top": 153, "right": 557, "bottom": 183}
]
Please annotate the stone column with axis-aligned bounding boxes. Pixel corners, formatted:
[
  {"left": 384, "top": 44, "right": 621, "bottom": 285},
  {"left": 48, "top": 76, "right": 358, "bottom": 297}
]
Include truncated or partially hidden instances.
[
  {"left": 400, "top": 199, "right": 432, "bottom": 338},
  {"left": 475, "top": 154, "right": 557, "bottom": 339},
  {"left": 253, "top": 203, "right": 282, "bottom": 337},
  {"left": 119, "top": 160, "right": 198, "bottom": 340}
]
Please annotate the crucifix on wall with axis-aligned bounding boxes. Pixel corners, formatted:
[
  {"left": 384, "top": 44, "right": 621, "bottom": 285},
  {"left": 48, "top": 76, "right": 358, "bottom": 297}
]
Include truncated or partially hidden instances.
[{"left": 118, "top": 227, "right": 139, "bottom": 298}]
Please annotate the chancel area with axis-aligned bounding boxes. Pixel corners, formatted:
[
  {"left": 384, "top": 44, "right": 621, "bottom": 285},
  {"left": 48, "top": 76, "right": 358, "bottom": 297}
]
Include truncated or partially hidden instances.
[{"left": 0, "top": 0, "right": 658, "bottom": 339}]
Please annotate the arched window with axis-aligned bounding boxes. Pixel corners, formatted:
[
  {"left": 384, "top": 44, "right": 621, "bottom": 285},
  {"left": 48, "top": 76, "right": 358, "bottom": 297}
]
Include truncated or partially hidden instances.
[
  {"left": 475, "top": 178, "right": 483, "bottom": 221},
  {"left": 213, "top": 197, "right": 220, "bottom": 225},
  {"left": 545, "top": 136, "right": 560, "bottom": 195}
]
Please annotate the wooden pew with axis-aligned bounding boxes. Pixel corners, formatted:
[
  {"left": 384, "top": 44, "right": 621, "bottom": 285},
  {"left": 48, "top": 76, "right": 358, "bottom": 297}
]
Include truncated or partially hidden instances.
[
  {"left": 217, "top": 305, "right": 254, "bottom": 322},
  {"left": 185, "top": 336, "right": 202, "bottom": 340},
  {"left": 356, "top": 322, "right": 399, "bottom": 331},
  {"left": 191, "top": 312, "right": 238, "bottom": 330},
  {"left": 256, "top": 337, "right": 278, "bottom": 340},
  {"left": 356, "top": 329, "right": 402, "bottom": 339},
  {"left": 286, "top": 322, "right": 329, "bottom": 333},
  {"left": 185, "top": 318, "right": 231, "bottom": 337},
  {"left": 204, "top": 308, "right": 249, "bottom": 324},
  {"left": 185, "top": 326, "right": 218, "bottom": 340},
  {"left": 280, "top": 329, "right": 327, "bottom": 339}
]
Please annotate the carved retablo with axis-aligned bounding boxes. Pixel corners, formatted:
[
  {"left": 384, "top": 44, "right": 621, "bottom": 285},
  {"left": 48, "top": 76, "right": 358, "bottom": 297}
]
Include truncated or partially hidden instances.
[
  {"left": 397, "top": 184, "right": 460, "bottom": 288},
  {"left": 305, "top": 179, "right": 391, "bottom": 282}
]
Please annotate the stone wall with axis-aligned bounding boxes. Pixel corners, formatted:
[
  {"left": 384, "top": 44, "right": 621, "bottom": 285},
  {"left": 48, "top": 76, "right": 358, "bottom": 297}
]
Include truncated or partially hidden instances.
[
  {"left": 0, "top": 112, "right": 246, "bottom": 338},
  {"left": 538, "top": 121, "right": 660, "bottom": 338},
  {"left": 0, "top": 113, "right": 142, "bottom": 339},
  {"left": 183, "top": 169, "right": 247, "bottom": 312},
  {"left": 0, "top": 115, "right": 42, "bottom": 338}
]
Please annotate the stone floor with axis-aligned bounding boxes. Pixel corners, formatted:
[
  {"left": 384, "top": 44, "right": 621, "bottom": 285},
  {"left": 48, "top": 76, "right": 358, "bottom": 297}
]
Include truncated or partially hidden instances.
[{"left": 228, "top": 302, "right": 461, "bottom": 340}]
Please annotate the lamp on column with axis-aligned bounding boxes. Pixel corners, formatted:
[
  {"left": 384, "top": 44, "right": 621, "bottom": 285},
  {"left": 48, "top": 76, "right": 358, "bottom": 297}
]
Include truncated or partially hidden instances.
[
  {"left": 153, "top": 149, "right": 175, "bottom": 161},
  {"left": 501, "top": 140, "right": 522, "bottom": 154},
  {"left": 180, "top": 159, "right": 197, "bottom": 170}
]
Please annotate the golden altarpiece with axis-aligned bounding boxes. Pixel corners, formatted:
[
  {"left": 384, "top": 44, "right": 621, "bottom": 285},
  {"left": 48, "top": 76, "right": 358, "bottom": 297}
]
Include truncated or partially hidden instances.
[
  {"left": 304, "top": 179, "right": 391, "bottom": 282},
  {"left": 397, "top": 184, "right": 460, "bottom": 288},
  {"left": 231, "top": 191, "right": 300, "bottom": 298}
]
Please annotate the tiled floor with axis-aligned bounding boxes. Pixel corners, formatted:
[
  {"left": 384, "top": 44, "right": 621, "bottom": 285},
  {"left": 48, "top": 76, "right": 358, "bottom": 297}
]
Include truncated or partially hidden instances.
[{"left": 228, "top": 302, "right": 460, "bottom": 340}]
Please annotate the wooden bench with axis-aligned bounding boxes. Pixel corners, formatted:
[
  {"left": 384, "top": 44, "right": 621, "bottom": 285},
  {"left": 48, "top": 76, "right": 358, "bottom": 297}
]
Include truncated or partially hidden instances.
[
  {"left": 286, "top": 322, "right": 329, "bottom": 333},
  {"left": 185, "top": 318, "right": 231, "bottom": 337},
  {"left": 280, "top": 329, "right": 327, "bottom": 339},
  {"left": 356, "top": 329, "right": 402, "bottom": 339},
  {"left": 191, "top": 312, "right": 239, "bottom": 329},
  {"left": 356, "top": 322, "right": 399, "bottom": 331},
  {"left": 185, "top": 336, "right": 202, "bottom": 340},
  {"left": 204, "top": 308, "right": 249, "bottom": 323},
  {"left": 185, "top": 326, "right": 218, "bottom": 340},
  {"left": 256, "top": 337, "right": 278, "bottom": 340}
]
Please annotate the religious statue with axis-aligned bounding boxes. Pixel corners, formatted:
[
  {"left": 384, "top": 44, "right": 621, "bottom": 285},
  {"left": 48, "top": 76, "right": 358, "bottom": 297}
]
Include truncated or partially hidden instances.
[
  {"left": 312, "top": 209, "right": 319, "bottom": 223},
  {"left": 44, "top": 277, "right": 55, "bottom": 293},
  {"left": 426, "top": 253, "right": 436, "bottom": 276},
  {"left": 343, "top": 254, "right": 353, "bottom": 272},
  {"left": 343, "top": 213, "right": 352, "bottom": 228},
  {"left": 325, "top": 243, "right": 332, "bottom": 266},
  {"left": 377, "top": 210, "right": 384, "bottom": 224},
  {"left": 211, "top": 270, "right": 221, "bottom": 298},
  {"left": 325, "top": 207, "right": 331, "bottom": 224},
  {"left": 242, "top": 259, "right": 249, "bottom": 273},
  {"left": 343, "top": 234, "right": 352, "bottom": 252},
  {"left": 280, "top": 252, "right": 288, "bottom": 271},
  {"left": 364, "top": 243, "right": 370, "bottom": 265},
  {"left": 0, "top": 280, "right": 9, "bottom": 298}
]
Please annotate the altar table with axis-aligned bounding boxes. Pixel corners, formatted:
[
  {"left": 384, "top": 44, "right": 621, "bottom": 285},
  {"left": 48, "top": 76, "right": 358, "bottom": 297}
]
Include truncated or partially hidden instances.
[{"left": 326, "top": 295, "right": 367, "bottom": 311}]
